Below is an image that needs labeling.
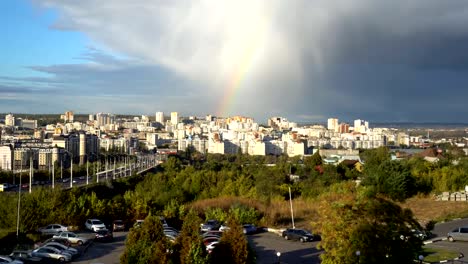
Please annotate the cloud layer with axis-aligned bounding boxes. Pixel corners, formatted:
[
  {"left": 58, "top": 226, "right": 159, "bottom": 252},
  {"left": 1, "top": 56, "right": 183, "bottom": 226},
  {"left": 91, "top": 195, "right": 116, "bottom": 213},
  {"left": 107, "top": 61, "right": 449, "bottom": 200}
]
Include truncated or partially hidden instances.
[{"left": 6, "top": 0, "right": 468, "bottom": 122}]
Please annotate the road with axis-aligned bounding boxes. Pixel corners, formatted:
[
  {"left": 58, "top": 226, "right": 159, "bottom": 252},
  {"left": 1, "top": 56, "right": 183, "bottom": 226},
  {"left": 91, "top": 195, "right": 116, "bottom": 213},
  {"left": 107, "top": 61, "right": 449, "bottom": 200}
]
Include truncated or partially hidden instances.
[
  {"left": 248, "top": 232, "right": 322, "bottom": 264},
  {"left": 425, "top": 218, "right": 468, "bottom": 262},
  {"left": 73, "top": 231, "right": 128, "bottom": 264}
]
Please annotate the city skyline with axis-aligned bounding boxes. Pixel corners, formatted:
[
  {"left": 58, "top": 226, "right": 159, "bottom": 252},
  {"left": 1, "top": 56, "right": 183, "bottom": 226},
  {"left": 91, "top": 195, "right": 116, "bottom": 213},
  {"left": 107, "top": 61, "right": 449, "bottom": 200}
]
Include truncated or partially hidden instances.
[{"left": 2, "top": 1, "right": 468, "bottom": 122}]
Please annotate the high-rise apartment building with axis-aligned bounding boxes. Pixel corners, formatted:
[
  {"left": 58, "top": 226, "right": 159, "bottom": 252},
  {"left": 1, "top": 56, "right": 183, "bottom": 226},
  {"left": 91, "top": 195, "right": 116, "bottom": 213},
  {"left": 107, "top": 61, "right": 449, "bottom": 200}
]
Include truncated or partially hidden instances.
[
  {"left": 61, "top": 111, "right": 74, "bottom": 123},
  {"left": 354, "top": 119, "right": 369, "bottom": 133},
  {"left": 0, "top": 145, "right": 13, "bottom": 171},
  {"left": 171, "top": 112, "right": 179, "bottom": 125},
  {"left": 5, "top": 114, "right": 14, "bottom": 127},
  {"left": 96, "top": 113, "right": 115, "bottom": 127},
  {"left": 155, "top": 112, "right": 164, "bottom": 124},
  {"left": 327, "top": 118, "right": 339, "bottom": 131}
]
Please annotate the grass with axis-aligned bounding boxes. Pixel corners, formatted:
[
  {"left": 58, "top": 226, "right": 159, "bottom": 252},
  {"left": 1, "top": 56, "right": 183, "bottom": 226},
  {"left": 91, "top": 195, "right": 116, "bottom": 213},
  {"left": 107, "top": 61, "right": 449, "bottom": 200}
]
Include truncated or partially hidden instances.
[
  {"left": 401, "top": 195, "right": 468, "bottom": 225},
  {"left": 422, "top": 246, "right": 461, "bottom": 263}
]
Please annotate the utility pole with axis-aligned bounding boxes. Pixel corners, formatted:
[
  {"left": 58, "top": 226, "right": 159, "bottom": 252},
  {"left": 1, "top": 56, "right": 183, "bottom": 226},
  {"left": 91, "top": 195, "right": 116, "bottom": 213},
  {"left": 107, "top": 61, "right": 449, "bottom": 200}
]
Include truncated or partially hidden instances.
[
  {"left": 29, "top": 156, "right": 33, "bottom": 194},
  {"left": 52, "top": 161, "right": 55, "bottom": 189},
  {"left": 16, "top": 162, "right": 22, "bottom": 238},
  {"left": 86, "top": 158, "right": 89, "bottom": 185}
]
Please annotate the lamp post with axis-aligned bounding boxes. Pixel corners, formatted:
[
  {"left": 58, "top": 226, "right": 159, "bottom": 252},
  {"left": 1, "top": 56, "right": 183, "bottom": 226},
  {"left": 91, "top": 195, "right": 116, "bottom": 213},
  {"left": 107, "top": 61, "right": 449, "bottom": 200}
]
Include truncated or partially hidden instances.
[
  {"left": 418, "top": 255, "right": 424, "bottom": 264},
  {"left": 16, "top": 161, "right": 22, "bottom": 239},
  {"left": 356, "top": 250, "right": 361, "bottom": 264},
  {"left": 63, "top": 150, "right": 73, "bottom": 188},
  {"left": 276, "top": 252, "right": 281, "bottom": 264}
]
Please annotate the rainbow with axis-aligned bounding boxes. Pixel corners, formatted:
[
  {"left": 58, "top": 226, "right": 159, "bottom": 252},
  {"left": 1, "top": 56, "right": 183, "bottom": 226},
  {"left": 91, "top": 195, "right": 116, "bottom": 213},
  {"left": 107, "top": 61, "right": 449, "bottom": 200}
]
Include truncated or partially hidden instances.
[{"left": 217, "top": 22, "right": 267, "bottom": 117}]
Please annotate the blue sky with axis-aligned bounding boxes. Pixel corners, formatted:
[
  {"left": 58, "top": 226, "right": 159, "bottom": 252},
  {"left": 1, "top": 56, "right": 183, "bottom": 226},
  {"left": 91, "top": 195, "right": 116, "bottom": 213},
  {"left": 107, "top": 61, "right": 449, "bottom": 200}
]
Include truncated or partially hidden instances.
[
  {"left": 2, "top": 0, "right": 468, "bottom": 123},
  {"left": 1, "top": 0, "right": 87, "bottom": 77}
]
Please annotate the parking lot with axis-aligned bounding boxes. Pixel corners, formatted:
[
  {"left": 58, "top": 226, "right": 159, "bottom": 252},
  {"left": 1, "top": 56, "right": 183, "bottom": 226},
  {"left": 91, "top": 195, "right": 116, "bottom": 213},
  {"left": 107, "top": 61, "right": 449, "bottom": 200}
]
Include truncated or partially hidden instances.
[
  {"left": 64, "top": 219, "right": 468, "bottom": 264},
  {"left": 72, "top": 231, "right": 128, "bottom": 264},
  {"left": 68, "top": 230, "right": 320, "bottom": 264},
  {"left": 248, "top": 232, "right": 322, "bottom": 264}
]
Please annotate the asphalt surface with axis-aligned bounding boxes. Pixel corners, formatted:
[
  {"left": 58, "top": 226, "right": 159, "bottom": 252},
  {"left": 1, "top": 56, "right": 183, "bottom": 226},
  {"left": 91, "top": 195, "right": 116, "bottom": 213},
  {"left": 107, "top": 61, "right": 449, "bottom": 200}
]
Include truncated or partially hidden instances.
[
  {"left": 248, "top": 232, "right": 322, "bottom": 264},
  {"left": 424, "top": 218, "right": 468, "bottom": 262},
  {"left": 68, "top": 219, "right": 468, "bottom": 264},
  {"left": 72, "top": 231, "right": 128, "bottom": 264}
]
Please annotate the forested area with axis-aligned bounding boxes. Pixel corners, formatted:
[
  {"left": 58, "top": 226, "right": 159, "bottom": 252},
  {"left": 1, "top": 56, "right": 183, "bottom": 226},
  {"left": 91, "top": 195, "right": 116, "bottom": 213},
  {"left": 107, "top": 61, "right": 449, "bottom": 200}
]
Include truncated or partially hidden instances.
[{"left": 1, "top": 147, "right": 467, "bottom": 263}]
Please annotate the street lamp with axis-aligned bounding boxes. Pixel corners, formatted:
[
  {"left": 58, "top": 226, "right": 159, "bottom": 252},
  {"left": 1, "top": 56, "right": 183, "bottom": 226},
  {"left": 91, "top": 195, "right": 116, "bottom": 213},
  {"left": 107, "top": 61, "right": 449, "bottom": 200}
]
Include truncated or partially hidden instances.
[
  {"left": 63, "top": 150, "right": 73, "bottom": 188},
  {"left": 356, "top": 250, "right": 361, "bottom": 264},
  {"left": 276, "top": 251, "right": 281, "bottom": 264},
  {"left": 418, "top": 255, "right": 424, "bottom": 264}
]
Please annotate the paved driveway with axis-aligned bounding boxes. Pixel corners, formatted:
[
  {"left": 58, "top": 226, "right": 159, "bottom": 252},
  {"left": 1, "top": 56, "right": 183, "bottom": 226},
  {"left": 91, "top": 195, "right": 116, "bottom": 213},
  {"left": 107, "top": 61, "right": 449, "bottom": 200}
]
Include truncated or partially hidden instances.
[
  {"left": 248, "top": 231, "right": 322, "bottom": 264},
  {"left": 72, "top": 231, "right": 128, "bottom": 264}
]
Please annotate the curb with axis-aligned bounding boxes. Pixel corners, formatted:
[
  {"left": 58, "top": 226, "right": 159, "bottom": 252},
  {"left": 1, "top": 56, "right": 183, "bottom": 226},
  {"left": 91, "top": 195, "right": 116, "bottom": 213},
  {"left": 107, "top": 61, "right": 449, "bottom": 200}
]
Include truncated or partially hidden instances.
[{"left": 423, "top": 237, "right": 447, "bottom": 244}]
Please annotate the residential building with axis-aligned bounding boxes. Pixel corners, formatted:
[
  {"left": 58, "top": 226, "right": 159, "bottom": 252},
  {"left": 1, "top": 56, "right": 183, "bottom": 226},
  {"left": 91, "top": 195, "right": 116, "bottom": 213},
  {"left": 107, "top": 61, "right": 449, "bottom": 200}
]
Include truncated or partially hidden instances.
[
  {"left": 0, "top": 145, "right": 13, "bottom": 171},
  {"left": 22, "top": 119, "right": 37, "bottom": 130},
  {"left": 327, "top": 118, "right": 339, "bottom": 132},
  {"left": 61, "top": 111, "right": 74, "bottom": 123},
  {"left": 5, "top": 114, "right": 14, "bottom": 127},
  {"left": 171, "top": 112, "right": 179, "bottom": 125},
  {"left": 155, "top": 112, "right": 164, "bottom": 124}
]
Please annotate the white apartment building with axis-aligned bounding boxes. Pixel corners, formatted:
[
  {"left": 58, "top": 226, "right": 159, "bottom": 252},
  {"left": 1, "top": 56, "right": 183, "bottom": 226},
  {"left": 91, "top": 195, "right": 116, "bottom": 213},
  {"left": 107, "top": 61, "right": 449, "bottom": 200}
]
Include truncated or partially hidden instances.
[
  {"left": 171, "top": 112, "right": 179, "bottom": 125},
  {"left": 286, "top": 141, "right": 306, "bottom": 156},
  {"left": 207, "top": 139, "right": 224, "bottom": 154},
  {"left": 155, "top": 112, "right": 164, "bottom": 124},
  {"left": 327, "top": 118, "right": 339, "bottom": 132},
  {"left": 248, "top": 140, "right": 265, "bottom": 156},
  {"left": 353, "top": 119, "right": 369, "bottom": 133},
  {"left": 0, "top": 145, "right": 13, "bottom": 171},
  {"left": 178, "top": 138, "right": 207, "bottom": 154},
  {"left": 5, "top": 114, "right": 14, "bottom": 127},
  {"left": 265, "top": 140, "right": 286, "bottom": 156}
]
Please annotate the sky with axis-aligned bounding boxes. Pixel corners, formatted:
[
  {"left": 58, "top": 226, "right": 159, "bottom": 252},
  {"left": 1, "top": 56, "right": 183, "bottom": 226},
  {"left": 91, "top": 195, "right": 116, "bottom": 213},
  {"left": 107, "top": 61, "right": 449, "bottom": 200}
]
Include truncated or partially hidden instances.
[{"left": 2, "top": 0, "right": 468, "bottom": 123}]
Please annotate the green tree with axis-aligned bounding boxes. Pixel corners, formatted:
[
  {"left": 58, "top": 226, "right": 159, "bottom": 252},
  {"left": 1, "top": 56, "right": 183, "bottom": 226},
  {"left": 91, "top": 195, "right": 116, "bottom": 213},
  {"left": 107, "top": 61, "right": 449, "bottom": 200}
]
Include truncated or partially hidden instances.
[
  {"left": 313, "top": 182, "right": 422, "bottom": 264},
  {"left": 121, "top": 215, "right": 170, "bottom": 264},
  {"left": 209, "top": 217, "right": 252, "bottom": 264},
  {"left": 175, "top": 210, "right": 207, "bottom": 264}
]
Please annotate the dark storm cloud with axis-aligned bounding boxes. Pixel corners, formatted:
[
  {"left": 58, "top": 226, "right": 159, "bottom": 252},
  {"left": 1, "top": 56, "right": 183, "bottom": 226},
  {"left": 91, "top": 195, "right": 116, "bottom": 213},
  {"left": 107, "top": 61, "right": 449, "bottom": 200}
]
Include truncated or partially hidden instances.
[{"left": 15, "top": 0, "right": 468, "bottom": 121}]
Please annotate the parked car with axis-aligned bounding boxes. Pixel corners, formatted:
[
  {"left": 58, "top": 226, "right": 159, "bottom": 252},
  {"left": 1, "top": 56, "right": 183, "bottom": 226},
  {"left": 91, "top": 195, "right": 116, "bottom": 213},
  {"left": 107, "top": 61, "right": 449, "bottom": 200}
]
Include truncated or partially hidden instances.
[
  {"left": 411, "top": 229, "right": 428, "bottom": 240},
  {"left": 112, "top": 220, "right": 125, "bottom": 232},
  {"left": 37, "top": 224, "right": 68, "bottom": 236},
  {"left": 95, "top": 229, "right": 113, "bottom": 242},
  {"left": 200, "top": 220, "right": 221, "bottom": 232},
  {"left": 0, "top": 255, "right": 23, "bottom": 264},
  {"left": 31, "top": 246, "right": 71, "bottom": 262},
  {"left": 0, "top": 183, "right": 12, "bottom": 192},
  {"left": 219, "top": 224, "right": 230, "bottom": 232},
  {"left": 134, "top": 220, "right": 144, "bottom": 228},
  {"left": 206, "top": 241, "right": 219, "bottom": 254},
  {"left": 243, "top": 224, "right": 257, "bottom": 234},
  {"left": 85, "top": 219, "right": 106, "bottom": 232},
  {"left": 282, "top": 228, "right": 314, "bottom": 242},
  {"left": 41, "top": 238, "right": 71, "bottom": 247},
  {"left": 448, "top": 226, "right": 468, "bottom": 242},
  {"left": 9, "top": 251, "right": 42, "bottom": 264},
  {"left": 53, "top": 231, "right": 88, "bottom": 245},
  {"left": 43, "top": 242, "right": 78, "bottom": 257}
]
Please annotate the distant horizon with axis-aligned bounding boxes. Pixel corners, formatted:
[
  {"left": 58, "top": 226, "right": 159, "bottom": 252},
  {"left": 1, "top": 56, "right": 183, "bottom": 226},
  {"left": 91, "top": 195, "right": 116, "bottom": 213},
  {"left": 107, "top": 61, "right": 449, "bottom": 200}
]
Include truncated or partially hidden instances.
[{"left": 2, "top": 112, "right": 468, "bottom": 128}]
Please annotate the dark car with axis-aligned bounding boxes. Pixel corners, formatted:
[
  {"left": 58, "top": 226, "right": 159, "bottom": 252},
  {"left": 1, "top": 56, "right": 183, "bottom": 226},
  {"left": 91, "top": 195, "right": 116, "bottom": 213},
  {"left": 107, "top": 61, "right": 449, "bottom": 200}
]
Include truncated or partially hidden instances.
[
  {"left": 95, "top": 229, "right": 113, "bottom": 242},
  {"left": 282, "top": 228, "right": 314, "bottom": 242},
  {"left": 40, "top": 238, "right": 72, "bottom": 248},
  {"left": 112, "top": 220, "right": 125, "bottom": 232},
  {"left": 9, "top": 251, "right": 43, "bottom": 264},
  {"left": 200, "top": 220, "right": 221, "bottom": 232}
]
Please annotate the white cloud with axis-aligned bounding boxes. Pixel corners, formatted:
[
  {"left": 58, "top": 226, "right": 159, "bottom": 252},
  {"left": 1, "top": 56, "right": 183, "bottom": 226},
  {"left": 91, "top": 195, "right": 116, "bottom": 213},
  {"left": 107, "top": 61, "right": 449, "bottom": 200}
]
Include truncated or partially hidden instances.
[{"left": 27, "top": 0, "right": 468, "bottom": 121}]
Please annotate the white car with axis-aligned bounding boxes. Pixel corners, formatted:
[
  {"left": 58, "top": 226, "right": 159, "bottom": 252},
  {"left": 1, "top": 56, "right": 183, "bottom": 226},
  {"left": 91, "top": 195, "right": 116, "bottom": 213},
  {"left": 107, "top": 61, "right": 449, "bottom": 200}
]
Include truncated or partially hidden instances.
[
  {"left": 53, "top": 231, "right": 88, "bottom": 245},
  {"left": 43, "top": 242, "right": 78, "bottom": 257},
  {"left": 32, "top": 246, "right": 71, "bottom": 262},
  {"left": 37, "top": 224, "right": 68, "bottom": 235},
  {"left": 0, "top": 255, "right": 23, "bottom": 264},
  {"left": 206, "top": 241, "right": 219, "bottom": 254},
  {"left": 85, "top": 219, "right": 106, "bottom": 232}
]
